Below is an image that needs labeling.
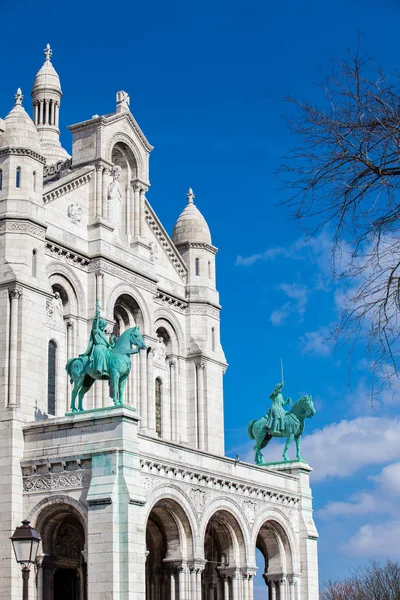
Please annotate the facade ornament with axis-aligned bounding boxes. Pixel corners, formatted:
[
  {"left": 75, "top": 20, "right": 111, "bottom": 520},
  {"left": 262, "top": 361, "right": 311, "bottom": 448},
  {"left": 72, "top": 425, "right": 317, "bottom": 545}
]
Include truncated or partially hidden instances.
[
  {"left": 108, "top": 165, "right": 123, "bottom": 238},
  {"left": 67, "top": 202, "right": 83, "bottom": 224},
  {"left": 196, "top": 362, "right": 205, "bottom": 370},
  {"left": 44, "top": 43, "right": 52, "bottom": 62},
  {"left": 9, "top": 289, "right": 22, "bottom": 301},
  {"left": 187, "top": 188, "right": 195, "bottom": 204},
  {"left": 14, "top": 88, "right": 23, "bottom": 106},
  {"left": 248, "top": 381, "right": 316, "bottom": 465},
  {"left": 53, "top": 291, "right": 64, "bottom": 326},
  {"left": 149, "top": 241, "right": 158, "bottom": 263},
  {"left": 153, "top": 335, "right": 167, "bottom": 368}
]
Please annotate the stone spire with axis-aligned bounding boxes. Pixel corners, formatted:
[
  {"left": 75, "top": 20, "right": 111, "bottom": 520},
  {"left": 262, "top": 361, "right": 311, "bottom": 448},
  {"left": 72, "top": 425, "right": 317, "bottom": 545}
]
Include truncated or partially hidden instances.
[
  {"left": 31, "top": 43, "right": 70, "bottom": 164},
  {"left": 172, "top": 188, "right": 212, "bottom": 246}
]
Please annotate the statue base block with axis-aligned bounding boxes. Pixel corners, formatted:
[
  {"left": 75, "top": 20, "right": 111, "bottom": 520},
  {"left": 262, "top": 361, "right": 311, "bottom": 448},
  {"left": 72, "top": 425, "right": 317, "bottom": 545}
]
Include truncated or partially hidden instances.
[
  {"left": 65, "top": 403, "right": 136, "bottom": 417},
  {"left": 258, "top": 459, "right": 312, "bottom": 474}
]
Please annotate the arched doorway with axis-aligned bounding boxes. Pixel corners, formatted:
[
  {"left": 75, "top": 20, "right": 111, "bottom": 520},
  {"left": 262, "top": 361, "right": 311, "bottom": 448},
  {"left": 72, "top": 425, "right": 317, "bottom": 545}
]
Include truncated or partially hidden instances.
[
  {"left": 145, "top": 498, "right": 193, "bottom": 599},
  {"left": 37, "top": 505, "right": 87, "bottom": 600},
  {"left": 203, "top": 510, "right": 246, "bottom": 600},
  {"left": 255, "top": 519, "right": 294, "bottom": 599}
]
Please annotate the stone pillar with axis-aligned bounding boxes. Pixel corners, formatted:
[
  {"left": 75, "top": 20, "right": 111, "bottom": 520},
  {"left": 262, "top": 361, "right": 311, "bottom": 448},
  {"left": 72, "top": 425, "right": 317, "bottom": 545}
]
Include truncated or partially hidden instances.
[
  {"left": 55, "top": 102, "right": 60, "bottom": 128},
  {"left": 102, "top": 167, "right": 109, "bottom": 219},
  {"left": 190, "top": 569, "right": 197, "bottom": 599},
  {"left": 288, "top": 580, "right": 295, "bottom": 600},
  {"left": 139, "top": 188, "right": 146, "bottom": 236},
  {"left": 169, "top": 360, "right": 177, "bottom": 441},
  {"left": 44, "top": 99, "right": 49, "bottom": 125},
  {"left": 223, "top": 577, "right": 230, "bottom": 600},
  {"left": 33, "top": 102, "right": 38, "bottom": 125},
  {"left": 178, "top": 566, "right": 185, "bottom": 600},
  {"left": 51, "top": 100, "right": 55, "bottom": 126},
  {"left": 231, "top": 571, "right": 240, "bottom": 600},
  {"left": 96, "top": 165, "right": 103, "bottom": 218},
  {"left": 8, "top": 289, "right": 21, "bottom": 407},
  {"left": 133, "top": 185, "right": 140, "bottom": 237},
  {"left": 196, "top": 362, "right": 205, "bottom": 450},
  {"left": 170, "top": 571, "right": 175, "bottom": 599},
  {"left": 147, "top": 349, "right": 155, "bottom": 431},
  {"left": 279, "top": 578, "right": 286, "bottom": 600},
  {"left": 196, "top": 571, "right": 202, "bottom": 600},
  {"left": 140, "top": 350, "right": 147, "bottom": 428}
]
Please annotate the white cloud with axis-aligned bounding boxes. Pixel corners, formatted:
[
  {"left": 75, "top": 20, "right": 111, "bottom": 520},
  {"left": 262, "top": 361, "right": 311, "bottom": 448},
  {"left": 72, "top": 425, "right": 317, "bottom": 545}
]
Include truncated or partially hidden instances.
[
  {"left": 318, "top": 491, "right": 394, "bottom": 520},
  {"left": 300, "top": 327, "right": 333, "bottom": 356},
  {"left": 302, "top": 416, "right": 400, "bottom": 482},
  {"left": 270, "top": 282, "right": 310, "bottom": 326},
  {"left": 373, "top": 462, "right": 400, "bottom": 494},
  {"left": 344, "top": 521, "right": 400, "bottom": 558}
]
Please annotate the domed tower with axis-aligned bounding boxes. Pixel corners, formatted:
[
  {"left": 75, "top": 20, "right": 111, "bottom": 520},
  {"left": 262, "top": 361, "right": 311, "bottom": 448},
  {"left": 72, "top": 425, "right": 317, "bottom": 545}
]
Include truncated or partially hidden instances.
[
  {"left": 172, "top": 189, "right": 227, "bottom": 454},
  {"left": 31, "top": 44, "right": 69, "bottom": 164},
  {"left": 172, "top": 188, "right": 218, "bottom": 303},
  {"left": 0, "top": 88, "right": 44, "bottom": 203}
]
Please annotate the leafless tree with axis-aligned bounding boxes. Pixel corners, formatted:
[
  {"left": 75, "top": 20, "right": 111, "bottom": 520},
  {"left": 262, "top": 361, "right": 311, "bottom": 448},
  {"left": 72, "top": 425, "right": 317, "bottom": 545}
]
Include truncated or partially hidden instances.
[
  {"left": 281, "top": 43, "right": 400, "bottom": 386},
  {"left": 321, "top": 560, "right": 400, "bottom": 600}
]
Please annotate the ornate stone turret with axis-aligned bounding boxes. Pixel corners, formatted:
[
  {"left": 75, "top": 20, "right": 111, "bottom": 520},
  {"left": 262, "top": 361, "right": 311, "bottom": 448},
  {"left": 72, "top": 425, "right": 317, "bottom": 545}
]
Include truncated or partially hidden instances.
[
  {"left": 172, "top": 188, "right": 218, "bottom": 297},
  {"left": 0, "top": 88, "right": 44, "bottom": 203},
  {"left": 31, "top": 43, "right": 69, "bottom": 164}
]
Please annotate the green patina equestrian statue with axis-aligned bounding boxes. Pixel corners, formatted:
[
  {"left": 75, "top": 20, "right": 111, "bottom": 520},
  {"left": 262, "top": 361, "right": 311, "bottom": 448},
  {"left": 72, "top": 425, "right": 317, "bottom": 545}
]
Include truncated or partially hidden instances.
[
  {"left": 248, "top": 382, "right": 316, "bottom": 464},
  {"left": 66, "top": 302, "right": 146, "bottom": 412}
]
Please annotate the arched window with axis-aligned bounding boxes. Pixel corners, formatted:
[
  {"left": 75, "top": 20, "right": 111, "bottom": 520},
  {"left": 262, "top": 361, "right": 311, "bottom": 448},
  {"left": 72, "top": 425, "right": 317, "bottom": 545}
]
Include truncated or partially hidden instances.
[
  {"left": 208, "top": 260, "right": 211, "bottom": 278},
  {"left": 195, "top": 257, "right": 200, "bottom": 276},
  {"left": 211, "top": 327, "right": 215, "bottom": 351},
  {"left": 155, "top": 377, "right": 162, "bottom": 436},
  {"left": 0, "top": 169, "right": 3, "bottom": 191},
  {"left": 47, "top": 340, "right": 57, "bottom": 415},
  {"left": 32, "top": 249, "right": 37, "bottom": 278},
  {"left": 33, "top": 171, "right": 37, "bottom": 192},
  {"left": 16, "top": 167, "right": 21, "bottom": 188}
]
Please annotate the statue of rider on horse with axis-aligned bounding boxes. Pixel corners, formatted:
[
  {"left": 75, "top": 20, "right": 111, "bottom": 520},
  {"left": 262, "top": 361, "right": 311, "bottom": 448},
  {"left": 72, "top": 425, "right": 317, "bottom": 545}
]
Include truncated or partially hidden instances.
[
  {"left": 248, "top": 381, "right": 316, "bottom": 464},
  {"left": 66, "top": 301, "right": 146, "bottom": 412}
]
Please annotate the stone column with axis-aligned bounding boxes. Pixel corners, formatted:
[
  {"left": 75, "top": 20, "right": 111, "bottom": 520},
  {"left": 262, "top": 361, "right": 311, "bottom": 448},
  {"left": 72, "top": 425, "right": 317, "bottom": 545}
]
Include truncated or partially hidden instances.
[
  {"left": 288, "top": 580, "right": 295, "bottom": 600},
  {"left": 102, "top": 167, "right": 109, "bottom": 219},
  {"left": 178, "top": 566, "right": 186, "bottom": 600},
  {"left": 196, "top": 362, "right": 205, "bottom": 450},
  {"left": 231, "top": 571, "right": 240, "bottom": 600},
  {"left": 44, "top": 99, "right": 50, "bottom": 125},
  {"left": 133, "top": 184, "right": 140, "bottom": 237},
  {"left": 139, "top": 188, "right": 146, "bottom": 236},
  {"left": 196, "top": 571, "right": 202, "bottom": 600},
  {"left": 140, "top": 349, "right": 148, "bottom": 428},
  {"left": 169, "top": 360, "right": 177, "bottom": 441},
  {"left": 50, "top": 100, "right": 55, "bottom": 126},
  {"left": 147, "top": 349, "right": 155, "bottom": 431},
  {"left": 8, "top": 289, "right": 21, "bottom": 407},
  {"left": 96, "top": 165, "right": 103, "bottom": 218},
  {"left": 279, "top": 578, "right": 286, "bottom": 600},
  {"left": 33, "top": 102, "right": 38, "bottom": 125},
  {"left": 190, "top": 569, "right": 197, "bottom": 599},
  {"left": 170, "top": 571, "right": 176, "bottom": 599},
  {"left": 55, "top": 102, "right": 60, "bottom": 128}
]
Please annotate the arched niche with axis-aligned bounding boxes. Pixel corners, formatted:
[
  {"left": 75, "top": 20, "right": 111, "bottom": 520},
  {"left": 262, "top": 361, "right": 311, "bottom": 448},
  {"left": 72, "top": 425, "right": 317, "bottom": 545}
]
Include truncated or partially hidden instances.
[
  {"left": 113, "top": 293, "right": 144, "bottom": 336},
  {"left": 35, "top": 501, "right": 87, "bottom": 600},
  {"left": 145, "top": 498, "right": 193, "bottom": 599}
]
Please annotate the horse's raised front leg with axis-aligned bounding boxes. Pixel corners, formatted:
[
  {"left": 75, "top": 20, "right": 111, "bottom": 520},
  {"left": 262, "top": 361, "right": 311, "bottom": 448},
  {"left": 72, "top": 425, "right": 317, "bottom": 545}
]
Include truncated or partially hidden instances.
[
  {"left": 295, "top": 435, "right": 305, "bottom": 462},
  {"left": 283, "top": 433, "right": 294, "bottom": 461}
]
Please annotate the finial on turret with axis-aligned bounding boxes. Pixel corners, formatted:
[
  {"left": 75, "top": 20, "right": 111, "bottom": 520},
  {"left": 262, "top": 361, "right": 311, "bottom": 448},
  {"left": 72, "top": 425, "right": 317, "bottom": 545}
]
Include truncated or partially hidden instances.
[
  {"left": 187, "top": 188, "right": 195, "bottom": 204},
  {"left": 14, "top": 88, "right": 23, "bottom": 106},
  {"left": 44, "top": 43, "right": 52, "bottom": 62}
]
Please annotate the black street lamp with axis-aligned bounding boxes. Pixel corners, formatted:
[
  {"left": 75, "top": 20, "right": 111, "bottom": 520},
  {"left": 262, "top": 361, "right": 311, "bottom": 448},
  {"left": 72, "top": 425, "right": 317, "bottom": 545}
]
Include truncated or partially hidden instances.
[{"left": 10, "top": 520, "right": 41, "bottom": 600}]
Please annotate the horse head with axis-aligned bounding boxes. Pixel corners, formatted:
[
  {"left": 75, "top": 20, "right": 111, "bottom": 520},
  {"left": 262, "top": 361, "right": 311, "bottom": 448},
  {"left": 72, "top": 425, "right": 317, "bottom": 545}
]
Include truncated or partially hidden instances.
[
  {"left": 301, "top": 394, "right": 316, "bottom": 418},
  {"left": 129, "top": 326, "right": 147, "bottom": 351}
]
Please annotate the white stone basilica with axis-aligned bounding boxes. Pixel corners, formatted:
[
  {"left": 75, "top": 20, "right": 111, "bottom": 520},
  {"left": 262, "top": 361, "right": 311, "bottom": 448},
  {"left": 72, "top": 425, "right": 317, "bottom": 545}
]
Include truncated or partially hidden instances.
[{"left": 0, "top": 46, "right": 319, "bottom": 600}]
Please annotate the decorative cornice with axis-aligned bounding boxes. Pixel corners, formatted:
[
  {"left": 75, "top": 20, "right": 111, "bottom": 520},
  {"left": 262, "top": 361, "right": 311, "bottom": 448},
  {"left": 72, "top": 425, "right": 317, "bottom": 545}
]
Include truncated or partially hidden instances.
[
  {"left": 45, "top": 241, "right": 90, "bottom": 271},
  {"left": 187, "top": 303, "right": 220, "bottom": 319},
  {"left": 87, "top": 497, "right": 112, "bottom": 506},
  {"left": 43, "top": 169, "right": 93, "bottom": 204},
  {"left": 155, "top": 291, "right": 187, "bottom": 313},
  {"left": 89, "top": 258, "right": 157, "bottom": 294},
  {"left": 176, "top": 241, "right": 218, "bottom": 255},
  {"left": 145, "top": 204, "right": 187, "bottom": 281},
  {"left": 0, "top": 219, "right": 46, "bottom": 241},
  {"left": 0, "top": 147, "right": 46, "bottom": 164}
]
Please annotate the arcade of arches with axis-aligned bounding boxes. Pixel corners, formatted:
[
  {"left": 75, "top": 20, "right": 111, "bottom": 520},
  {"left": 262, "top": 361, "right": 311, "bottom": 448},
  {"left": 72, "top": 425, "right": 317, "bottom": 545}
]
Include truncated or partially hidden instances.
[{"left": 145, "top": 500, "right": 299, "bottom": 600}]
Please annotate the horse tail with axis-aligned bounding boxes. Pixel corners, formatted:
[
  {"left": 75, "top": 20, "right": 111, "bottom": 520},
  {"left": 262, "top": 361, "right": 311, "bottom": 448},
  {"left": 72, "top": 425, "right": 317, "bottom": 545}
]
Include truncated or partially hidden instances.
[{"left": 247, "top": 420, "right": 256, "bottom": 440}]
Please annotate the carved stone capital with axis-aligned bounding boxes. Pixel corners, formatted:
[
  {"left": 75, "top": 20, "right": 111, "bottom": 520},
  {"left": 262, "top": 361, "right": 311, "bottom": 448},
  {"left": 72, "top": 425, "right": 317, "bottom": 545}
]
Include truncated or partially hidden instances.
[
  {"left": 66, "top": 320, "right": 74, "bottom": 330},
  {"left": 9, "top": 289, "right": 21, "bottom": 301},
  {"left": 169, "top": 360, "right": 176, "bottom": 369},
  {"left": 188, "top": 559, "right": 206, "bottom": 574},
  {"left": 196, "top": 361, "right": 205, "bottom": 371}
]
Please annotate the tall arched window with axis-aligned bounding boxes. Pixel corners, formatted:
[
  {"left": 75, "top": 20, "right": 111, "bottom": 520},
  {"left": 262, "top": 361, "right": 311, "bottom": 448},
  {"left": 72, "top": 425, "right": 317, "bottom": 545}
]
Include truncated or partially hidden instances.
[
  {"left": 155, "top": 378, "right": 162, "bottom": 436},
  {"left": 211, "top": 327, "right": 215, "bottom": 351},
  {"left": 0, "top": 169, "right": 3, "bottom": 191},
  {"left": 32, "top": 249, "right": 37, "bottom": 278},
  {"left": 16, "top": 167, "right": 21, "bottom": 188},
  {"left": 47, "top": 340, "right": 57, "bottom": 415},
  {"left": 208, "top": 260, "right": 211, "bottom": 278},
  {"left": 195, "top": 257, "right": 200, "bottom": 276},
  {"left": 33, "top": 171, "right": 37, "bottom": 192}
]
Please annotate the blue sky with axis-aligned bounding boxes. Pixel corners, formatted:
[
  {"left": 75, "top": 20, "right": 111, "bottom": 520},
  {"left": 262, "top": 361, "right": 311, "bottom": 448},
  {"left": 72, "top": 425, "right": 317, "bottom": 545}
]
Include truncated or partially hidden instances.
[{"left": 2, "top": 0, "right": 400, "bottom": 591}]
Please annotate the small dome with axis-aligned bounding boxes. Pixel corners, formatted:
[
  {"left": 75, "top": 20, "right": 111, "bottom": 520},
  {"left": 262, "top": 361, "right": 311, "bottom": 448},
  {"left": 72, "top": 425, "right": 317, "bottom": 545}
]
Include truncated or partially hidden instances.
[
  {"left": 32, "top": 44, "right": 61, "bottom": 95},
  {"left": 0, "top": 89, "right": 42, "bottom": 154},
  {"left": 172, "top": 188, "right": 212, "bottom": 246}
]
